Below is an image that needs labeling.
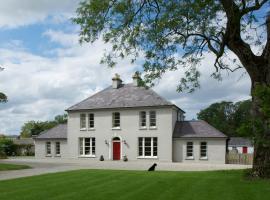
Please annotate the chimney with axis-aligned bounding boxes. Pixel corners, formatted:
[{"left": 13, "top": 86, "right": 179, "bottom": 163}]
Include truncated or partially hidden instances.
[
  {"left": 112, "top": 73, "right": 122, "bottom": 89},
  {"left": 132, "top": 71, "right": 141, "bottom": 87}
]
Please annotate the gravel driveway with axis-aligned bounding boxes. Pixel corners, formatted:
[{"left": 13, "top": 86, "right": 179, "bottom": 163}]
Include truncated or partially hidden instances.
[{"left": 0, "top": 157, "right": 251, "bottom": 181}]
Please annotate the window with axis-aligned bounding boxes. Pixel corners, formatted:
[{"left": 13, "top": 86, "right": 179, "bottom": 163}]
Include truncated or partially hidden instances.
[
  {"left": 139, "top": 111, "right": 146, "bottom": 128},
  {"left": 88, "top": 113, "right": 94, "bottom": 129},
  {"left": 200, "top": 142, "right": 207, "bottom": 159},
  {"left": 46, "top": 142, "right": 51, "bottom": 156},
  {"left": 79, "top": 138, "right": 96, "bottom": 156},
  {"left": 112, "top": 112, "right": 120, "bottom": 128},
  {"left": 55, "top": 142, "right": 61, "bottom": 156},
  {"left": 138, "top": 137, "right": 158, "bottom": 158},
  {"left": 80, "top": 114, "right": 86, "bottom": 130},
  {"left": 149, "top": 111, "right": 156, "bottom": 128},
  {"left": 186, "top": 142, "right": 193, "bottom": 159}
]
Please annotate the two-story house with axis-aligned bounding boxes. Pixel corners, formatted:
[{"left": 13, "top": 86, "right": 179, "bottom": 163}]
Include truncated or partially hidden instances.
[{"left": 34, "top": 73, "right": 227, "bottom": 163}]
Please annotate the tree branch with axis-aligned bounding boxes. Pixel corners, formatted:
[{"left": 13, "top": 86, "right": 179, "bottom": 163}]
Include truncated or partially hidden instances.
[{"left": 241, "top": 0, "right": 269, "bottom": 16}]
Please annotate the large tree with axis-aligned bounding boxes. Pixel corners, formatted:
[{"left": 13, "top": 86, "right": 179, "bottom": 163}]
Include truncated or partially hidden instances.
[{"left": 73, "top": 0, "right": 270, "bottom": 177}]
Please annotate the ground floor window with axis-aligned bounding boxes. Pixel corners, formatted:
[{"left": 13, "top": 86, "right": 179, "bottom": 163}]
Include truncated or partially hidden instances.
[
  {"left": 46, "top": 142, "right": 51, "bottom": 156},
  {"left": 79, "top": 137, "right": 95, "bottom": 156},
  {"left": 138, "top": 137, "right": 158, "bottom": 158},
  {"left": 186, "top": 142, "right": 193, "bottom": 159},
  {"left": 55, "top": 142, "right": 61, "bottom": 156},
  {"left": 200, "top": 142, "right": 207, "bottom": 159}
]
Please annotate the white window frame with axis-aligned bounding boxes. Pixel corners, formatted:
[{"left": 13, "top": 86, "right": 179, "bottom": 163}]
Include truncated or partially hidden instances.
[
  {"left": 112, "top": 112, "right": 120, "bottom": 129},
  {"left": 200, "top": 142, "right": 208, "bottom": 160},
  {"left": 186, "top": 141, "right": 194, "bottom": 159},
  {"left": 55, "top": 141, "right": 61, "bottom": 156},
  {"left": 46, "top": 141, "right": 51, "bottom": 156},
  {"left": 139, "top": 111, "right": 147, "bottom": 129},
  {"left": 149, "top": 111, "right": 157, "bottom": 129},
  {"left": 79, "top": 137, "right": 96, "bottom": 157},
  {"left": 88, "top": 113, "right": 95, "bottom": 130},
  {"left": 138, "top": 137, "right": 158, "bottom": 158},
  {"left": 80, "top": 113, "right": 86, "bottom": 130}
]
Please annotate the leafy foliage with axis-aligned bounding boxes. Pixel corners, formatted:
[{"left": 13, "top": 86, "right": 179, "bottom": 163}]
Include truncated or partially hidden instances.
[
  {"left": 0, "top": 92, "right": 7, "bottom": 103},
  {"left": 0, "top": 138, "right": 16, "bottom": 157},
  {"left": 197, "top": 100, "right": 252, "bottom": 136},
  {"left": 73, "top": 0, "right": 270, "bottom": 92},
  {"left": 20, "top": 114, "right": 68, "bottom": 138}
]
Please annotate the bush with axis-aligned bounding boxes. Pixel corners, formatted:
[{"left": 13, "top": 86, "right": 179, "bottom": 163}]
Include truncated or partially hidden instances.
[{"left": 0, "top": 138, "right": 16, "bottom": 156}]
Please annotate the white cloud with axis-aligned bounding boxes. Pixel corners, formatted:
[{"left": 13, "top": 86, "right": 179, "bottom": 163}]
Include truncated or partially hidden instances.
[{"left": 0, "top": 0, "right": 80, "bottom": 28}]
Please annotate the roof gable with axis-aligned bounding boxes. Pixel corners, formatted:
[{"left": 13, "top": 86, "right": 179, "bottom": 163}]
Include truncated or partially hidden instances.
[{"left": 66, "top": 83, "right": 175, "bottom": 111}]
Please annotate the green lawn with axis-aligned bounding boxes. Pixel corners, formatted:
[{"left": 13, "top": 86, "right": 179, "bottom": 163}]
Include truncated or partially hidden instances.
[
  {"left": 0, "top": 163, "right": 30, "bottom": 171},
  {"left": 0, "top": 169, "right": 270, "bottom": 200}
]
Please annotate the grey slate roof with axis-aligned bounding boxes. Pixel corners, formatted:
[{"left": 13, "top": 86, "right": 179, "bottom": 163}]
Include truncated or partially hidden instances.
[
  {"left": 173, "top": 120, "right": 227, "bottom": 138},
  {"left": 228, "top": 137, "right": 253, "bottom": 147},
  {"left": 66, "top": 83, "right": 180, "bottom": 111},
  {"left": 34, "top": 124, "right": 67, "bottom": 140}
]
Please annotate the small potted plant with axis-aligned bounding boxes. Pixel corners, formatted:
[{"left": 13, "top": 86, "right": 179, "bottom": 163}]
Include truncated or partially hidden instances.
[
  {"left": 123, "top": 155, "right": 128, "bottom": 162},
  {"left": 100, "top": 155, "right": 104, "bottom": 161}
]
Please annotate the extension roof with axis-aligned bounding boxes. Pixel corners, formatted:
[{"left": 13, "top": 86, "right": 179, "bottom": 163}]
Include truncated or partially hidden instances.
[
  {"left": 173, "top": 120, "right": 227, "bottom": 138},
  {"left": 34, "top": 124, "right": 67, "bottom": 140}
]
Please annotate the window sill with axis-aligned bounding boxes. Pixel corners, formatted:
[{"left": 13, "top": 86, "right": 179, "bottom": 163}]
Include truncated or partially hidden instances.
[
  {"left": 78, "top": 155, "right": 96, "bottom": 158},
  {"left": 80, "top": 128, "right": 87, "bottom": 131},
  {"left": 137, "top": 156, "right": 158, "bottom": 159},
  {"left": 185, "top": 157, "right": 194, "bottom": 160},
  {"left": 139, "top": 127, "right": 147, "bottom": 130},
  {"left": 112, "top": 127, "right": 121, "bottom": 130},
  {"left": 46, "top": 155, "right": 52, "bottom": 157},
  {"left": 200, "top": 157, "right": 208, "bottom": 160},
  {"left": 88, "top": 128, "right": 95, "bottom": 131},
  {"left": 149, "top": 126, "right": 157, "bottom": 130},
  {"left": 55, "top": 155, "right": 61, "bottom": 157}
]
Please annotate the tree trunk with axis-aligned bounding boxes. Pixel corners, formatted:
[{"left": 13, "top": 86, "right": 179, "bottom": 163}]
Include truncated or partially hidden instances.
[{"left": 250, "top": 71, "right": 270, "bottom": 178}]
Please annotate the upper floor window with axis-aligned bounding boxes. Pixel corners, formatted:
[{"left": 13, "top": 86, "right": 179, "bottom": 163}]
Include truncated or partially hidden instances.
[
  {"left": 112, "top": 112, "right": 120, "bottom": 128},
  {"left": 200, "top": 142, "right": 207, "bottom": 159},
  {"left": 139, "top": 111, "right": 146, "bottom": 128},
  {"left": 88, "top": 113, "right": 94, "bottom": 129},
  {"left": 149, "top": 111, "right": 156, "bottom": 128},
  {"left": 186, "top": 142, "right": 194, "bottom": 159},
  {"left": 46, "top": 141, "right": 51, "bottom": 156},
  {"left": 80, "top": 114, "right": 86, "bottom": 130}
]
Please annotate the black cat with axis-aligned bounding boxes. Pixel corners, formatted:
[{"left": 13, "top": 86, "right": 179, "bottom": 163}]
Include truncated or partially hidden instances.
[{"left": 148, "top": 163, "right": 157, "bottom": 171}]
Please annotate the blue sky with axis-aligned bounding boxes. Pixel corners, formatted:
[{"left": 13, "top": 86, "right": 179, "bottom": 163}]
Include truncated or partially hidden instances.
[{"left": 0, "top": 0, "right": 255, "bottom": 135}]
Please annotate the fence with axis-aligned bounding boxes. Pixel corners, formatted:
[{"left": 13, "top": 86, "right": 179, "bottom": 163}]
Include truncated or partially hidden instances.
[{"left": 226, "top": 153, "right": 253, "bottom": 165}]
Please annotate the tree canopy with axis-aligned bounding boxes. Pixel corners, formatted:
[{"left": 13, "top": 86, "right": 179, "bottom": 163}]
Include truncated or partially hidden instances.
[
  {"left": 73, "top": 0, "right": 270, "bottom": 92},
  {"left": 197, "top": 100, "right": 252, "bottom": 136}
]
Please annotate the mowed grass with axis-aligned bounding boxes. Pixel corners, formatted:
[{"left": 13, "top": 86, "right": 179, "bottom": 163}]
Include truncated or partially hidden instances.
[
  {"left": 0, "top": 163, "right": 30, "bottom": 171},
  {"left": 0, "top": 169, "right": 270, "bottom": 200}
]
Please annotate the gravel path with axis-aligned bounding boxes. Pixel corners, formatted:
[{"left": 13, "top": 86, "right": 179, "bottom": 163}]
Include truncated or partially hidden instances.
[{"left": 0, "top": 157, "right": 251, "bottom": 181}]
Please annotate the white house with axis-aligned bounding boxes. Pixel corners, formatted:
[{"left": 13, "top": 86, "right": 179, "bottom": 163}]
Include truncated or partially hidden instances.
[
  {"left": 34, "top": 73, "right": 227, "bottom": 163},
  {"left": 228, "top": 137, "right": 254, "bottom": 154}
]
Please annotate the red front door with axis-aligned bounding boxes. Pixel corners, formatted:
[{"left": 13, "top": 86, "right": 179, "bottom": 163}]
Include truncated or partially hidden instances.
[
  {"left": 242, "top": 146, "right": 248, "bottom": 154},
  {"left": 113, "top": 141, "right": 121, "bottom": 160}
]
